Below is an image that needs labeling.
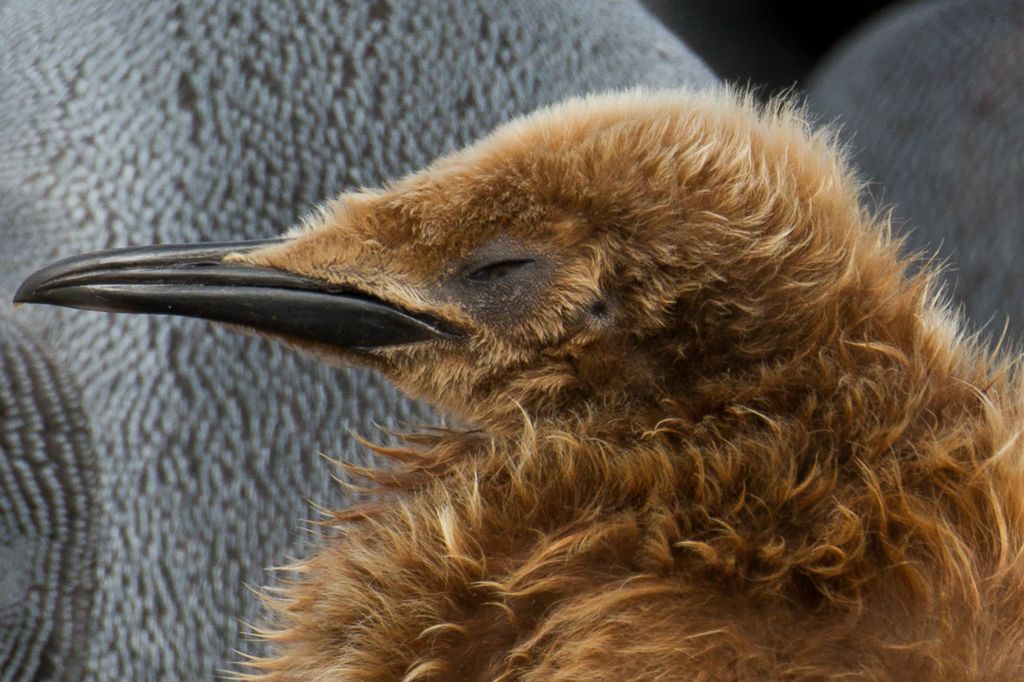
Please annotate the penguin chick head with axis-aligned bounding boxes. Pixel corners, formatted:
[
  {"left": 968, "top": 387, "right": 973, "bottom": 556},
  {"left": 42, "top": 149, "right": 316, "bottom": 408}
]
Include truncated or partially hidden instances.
[
  {"left": 17, "top": 90, "right": 904, "bottom": 433},
  {"left": 232, "top": 90, "right": 890, "bottom": 431}
]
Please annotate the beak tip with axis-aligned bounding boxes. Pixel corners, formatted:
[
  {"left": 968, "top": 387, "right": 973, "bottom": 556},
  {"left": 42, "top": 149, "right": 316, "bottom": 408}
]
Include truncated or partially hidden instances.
[{"left": 12, "top": 275, "right": 43, "bottom": 306}]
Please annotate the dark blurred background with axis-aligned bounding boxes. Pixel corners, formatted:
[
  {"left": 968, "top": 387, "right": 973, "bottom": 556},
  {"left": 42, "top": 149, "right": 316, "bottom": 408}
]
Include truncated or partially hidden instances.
[{"left": 642, "top": 0, "right": 905, "bottom": 91}]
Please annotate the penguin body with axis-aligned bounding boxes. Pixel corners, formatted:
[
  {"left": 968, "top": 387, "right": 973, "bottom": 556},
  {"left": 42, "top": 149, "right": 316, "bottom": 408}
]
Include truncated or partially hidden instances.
[{"left": 18, "top": 90, "right": 1024, "bottom": 680}]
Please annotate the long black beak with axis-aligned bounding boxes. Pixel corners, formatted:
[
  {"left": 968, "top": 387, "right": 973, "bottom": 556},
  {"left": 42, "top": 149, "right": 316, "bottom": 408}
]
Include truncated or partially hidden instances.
[{"left": 13, "top": 240, "right": 459, "bottom": 349}]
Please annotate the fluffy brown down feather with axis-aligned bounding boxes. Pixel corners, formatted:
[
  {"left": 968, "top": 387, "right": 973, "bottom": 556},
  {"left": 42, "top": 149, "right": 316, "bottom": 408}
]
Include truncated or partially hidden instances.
[{"left": 234, "top": 90, "right": 1024, "bottom": 679}]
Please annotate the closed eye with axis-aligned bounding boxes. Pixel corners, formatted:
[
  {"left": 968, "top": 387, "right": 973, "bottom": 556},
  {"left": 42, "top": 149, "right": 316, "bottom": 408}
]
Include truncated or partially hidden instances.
[{"left": 465, "top": 259, "right": 535, "bottom": 283}]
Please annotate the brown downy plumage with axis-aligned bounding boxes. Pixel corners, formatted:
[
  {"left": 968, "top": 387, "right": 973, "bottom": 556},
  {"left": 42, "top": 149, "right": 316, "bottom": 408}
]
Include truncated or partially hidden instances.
[{"left": 17, "top": 89, "right": 1024, "bottom": 679}]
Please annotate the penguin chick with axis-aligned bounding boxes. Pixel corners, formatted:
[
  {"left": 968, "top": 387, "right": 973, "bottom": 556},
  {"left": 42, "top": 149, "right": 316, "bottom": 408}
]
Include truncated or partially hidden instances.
[{"left": 16, "top": 89, "right": 1024, "bottom": 680}]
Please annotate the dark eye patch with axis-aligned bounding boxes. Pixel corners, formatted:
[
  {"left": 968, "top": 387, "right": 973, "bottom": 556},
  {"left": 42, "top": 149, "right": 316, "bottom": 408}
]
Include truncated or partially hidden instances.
[
  {"left": 445, "top": 239, "right": 552, "bottom": 329},
  {"left": 465, "top": 259, "right": 535, "bottom": 283}
]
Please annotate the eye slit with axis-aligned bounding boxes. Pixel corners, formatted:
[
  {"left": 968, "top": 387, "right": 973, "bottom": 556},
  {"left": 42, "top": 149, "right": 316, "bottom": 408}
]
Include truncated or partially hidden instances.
[{"left": 465, "top": 259, "right": 534, "bottom": 283}]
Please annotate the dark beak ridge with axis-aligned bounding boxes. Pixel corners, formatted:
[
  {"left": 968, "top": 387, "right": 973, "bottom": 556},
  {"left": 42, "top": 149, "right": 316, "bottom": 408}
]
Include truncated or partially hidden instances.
[{"left": 13, "top": 240, "right": 458, "bottom": 349}]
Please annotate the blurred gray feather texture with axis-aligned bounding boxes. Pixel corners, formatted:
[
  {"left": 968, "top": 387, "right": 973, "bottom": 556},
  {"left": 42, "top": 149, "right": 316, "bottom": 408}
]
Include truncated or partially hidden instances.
[
  {"left": 809, "top": 0, "right": 1024, "bottom": 341},
  {"left": 0, "top": 314, "right": 95, "bottom": 681}
]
